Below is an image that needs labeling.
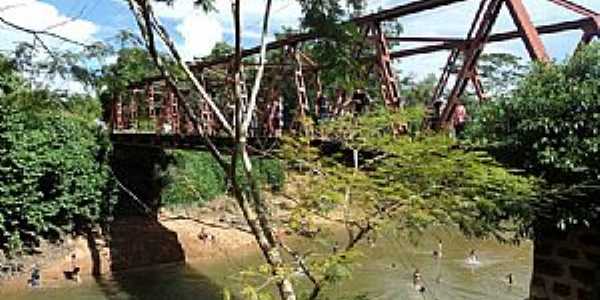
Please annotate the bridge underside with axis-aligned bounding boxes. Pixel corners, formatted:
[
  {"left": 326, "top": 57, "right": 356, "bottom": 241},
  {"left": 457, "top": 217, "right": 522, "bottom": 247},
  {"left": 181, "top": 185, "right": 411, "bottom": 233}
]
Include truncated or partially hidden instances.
[
  {"left": 111, "top": 133, "right": 280, "bottom": 153},
  {"left": 109, "top": 0, "right": 599, "bottom": 150}
]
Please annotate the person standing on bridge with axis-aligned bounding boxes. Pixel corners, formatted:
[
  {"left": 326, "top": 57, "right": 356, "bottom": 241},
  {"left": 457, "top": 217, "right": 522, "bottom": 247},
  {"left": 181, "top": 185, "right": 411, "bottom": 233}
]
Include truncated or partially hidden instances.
[{"left": 452, "top": 101, "right": 468, "bottom": 138}]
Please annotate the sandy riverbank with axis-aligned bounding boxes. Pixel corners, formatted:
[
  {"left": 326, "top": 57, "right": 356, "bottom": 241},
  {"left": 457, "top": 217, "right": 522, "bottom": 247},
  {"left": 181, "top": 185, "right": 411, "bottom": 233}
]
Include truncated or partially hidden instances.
[{"left": 0, "top": 196, "right": 274, "bottom": 293}]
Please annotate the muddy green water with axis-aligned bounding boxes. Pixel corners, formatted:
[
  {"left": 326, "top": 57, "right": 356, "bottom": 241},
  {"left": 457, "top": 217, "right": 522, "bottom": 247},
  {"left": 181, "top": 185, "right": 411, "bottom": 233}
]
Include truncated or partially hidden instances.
[{"left": 0, "top": 231, "right": 531, "bottom": 300}]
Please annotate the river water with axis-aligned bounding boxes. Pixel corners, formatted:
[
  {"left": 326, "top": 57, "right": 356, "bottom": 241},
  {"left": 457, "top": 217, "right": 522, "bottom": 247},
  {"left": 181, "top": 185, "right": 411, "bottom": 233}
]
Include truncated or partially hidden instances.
[{"left": 1, "top": 230, "right": 531, "bottom": 300}]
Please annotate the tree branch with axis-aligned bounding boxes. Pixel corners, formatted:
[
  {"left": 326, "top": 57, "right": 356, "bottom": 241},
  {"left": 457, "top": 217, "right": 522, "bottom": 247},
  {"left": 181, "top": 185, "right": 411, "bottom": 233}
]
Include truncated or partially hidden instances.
[
  {"left": 127, "top": 0, "right": 229, "bottom": 169},
  {"left": 242, "top": 0, "right": 273, "bottom": 132},
  {"left": 0, "top": 15, "right": 89, "bottom": 48},
  {"left": 145, "top": 3, "right": 234, "bottom": 136}
]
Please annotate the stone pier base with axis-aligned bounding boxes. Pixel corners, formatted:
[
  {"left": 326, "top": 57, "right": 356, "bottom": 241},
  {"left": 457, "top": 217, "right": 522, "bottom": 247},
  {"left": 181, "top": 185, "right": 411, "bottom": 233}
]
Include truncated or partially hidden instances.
[{"left": 530, "top": 225, "right": 600, "bottom": 300}]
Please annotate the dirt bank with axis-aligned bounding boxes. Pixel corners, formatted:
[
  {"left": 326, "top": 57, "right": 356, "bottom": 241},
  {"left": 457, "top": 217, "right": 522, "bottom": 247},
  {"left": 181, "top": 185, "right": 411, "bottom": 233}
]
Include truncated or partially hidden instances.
[{"left": 0, "top": 196, "right": 268, "bottom": 292}]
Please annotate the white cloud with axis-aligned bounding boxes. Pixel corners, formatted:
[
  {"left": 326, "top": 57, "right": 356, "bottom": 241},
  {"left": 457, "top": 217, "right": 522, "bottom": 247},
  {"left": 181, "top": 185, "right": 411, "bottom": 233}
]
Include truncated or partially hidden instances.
[
  {"left": 0, "top": 0, "right": 99, "bottom": 93},
  {"left": 149, "top": 0, "right": 302, "bottom": 59},
  {"left": 176, "top": 12, "right": 223, "bottom": 59},
  {"left": 0, "top": 0, "right": 98, "bottom": 51}
]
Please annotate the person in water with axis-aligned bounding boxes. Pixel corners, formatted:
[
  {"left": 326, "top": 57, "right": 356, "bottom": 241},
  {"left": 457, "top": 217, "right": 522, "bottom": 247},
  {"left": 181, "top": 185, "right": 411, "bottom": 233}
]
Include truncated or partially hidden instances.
[
  {"left": 413, "top": 268, "right": 426, "bottom": 293},
  {"left": 433, "top": 239, "right": 443, "bottom": 259},
  {"left": 506, "top": 273, "right": 514, "bottom": 286},
  {"left": 466, "top": 249, "right": 480, "bottom": 264}
]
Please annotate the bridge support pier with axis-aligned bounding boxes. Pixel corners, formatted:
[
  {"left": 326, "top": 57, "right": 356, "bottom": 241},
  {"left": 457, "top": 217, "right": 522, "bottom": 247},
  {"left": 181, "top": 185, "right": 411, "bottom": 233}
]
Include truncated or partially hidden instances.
[{"left": 108, "top": 144, "right": 185, "bottom": 271}]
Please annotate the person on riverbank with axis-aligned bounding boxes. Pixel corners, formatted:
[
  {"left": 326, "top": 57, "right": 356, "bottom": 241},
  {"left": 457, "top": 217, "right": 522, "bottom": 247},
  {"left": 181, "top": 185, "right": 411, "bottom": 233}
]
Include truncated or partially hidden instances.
[
  {"left": 28, "top": 265, "right": 41, "bottom": 287},
  {"left": 71, "top": 253, "right": 81, "bottom": 283},
  {"left": 506, "top": 273, "right": 514, "bottom": 287},
  {"left": 198, "top": 227, "right": 215, "bottom": 243}
]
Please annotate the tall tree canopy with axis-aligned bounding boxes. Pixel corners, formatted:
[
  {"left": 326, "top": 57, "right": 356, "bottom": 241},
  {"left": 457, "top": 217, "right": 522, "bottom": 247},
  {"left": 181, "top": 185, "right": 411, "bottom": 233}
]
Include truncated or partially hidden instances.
[{"left": 466, "top": 42, "right": 600, "bottom": 226}]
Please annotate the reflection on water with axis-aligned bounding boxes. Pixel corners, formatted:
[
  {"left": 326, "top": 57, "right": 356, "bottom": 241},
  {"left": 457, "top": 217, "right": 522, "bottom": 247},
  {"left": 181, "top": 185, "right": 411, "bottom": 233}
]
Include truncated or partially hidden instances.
[{"left": 0, "top": 230, "right": 531, "bottom": 300}]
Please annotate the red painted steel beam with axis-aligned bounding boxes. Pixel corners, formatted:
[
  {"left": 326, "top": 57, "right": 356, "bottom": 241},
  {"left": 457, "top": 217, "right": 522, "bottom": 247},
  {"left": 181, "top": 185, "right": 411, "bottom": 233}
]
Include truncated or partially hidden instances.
[
  {"left": 546, "top": 0, "right": 598, "bottom": 18},
  {"left": 505, "top": 0, "right": 549, "bottom": 61},
  {"left": 383, "top": 36, "right": 465, "bottom": 43},
  {"left": 389, "top": 17, "right": 594, "bottom": 58},
  {"left": 440, "top": 0, "right": 504, "bottom": 124},
  {"left": 189, "top": 0, "right": 467, "bottom": 70},
  {"left": 390, "top": 42, "right": 462, "bottom": 58},
  {"left": 352, "top": 0, "right": 466, "bottom": 24}
]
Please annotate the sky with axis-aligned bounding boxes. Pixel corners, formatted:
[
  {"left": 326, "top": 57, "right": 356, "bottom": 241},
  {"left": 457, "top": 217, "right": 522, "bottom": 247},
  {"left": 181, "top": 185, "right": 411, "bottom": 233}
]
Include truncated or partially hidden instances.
[{"left": 0, "top": 0, "right": 598, "bottom": 80}]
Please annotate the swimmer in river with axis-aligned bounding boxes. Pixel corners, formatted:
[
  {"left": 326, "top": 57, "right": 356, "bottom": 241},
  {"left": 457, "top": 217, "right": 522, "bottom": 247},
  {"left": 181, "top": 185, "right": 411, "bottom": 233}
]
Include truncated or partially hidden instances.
[
  {"left": 412, "top": 268, "right": 426, "bottom": 293},
  {"left": 506, "top": 273, "right": 514, "bottom": 286},
  {"left": 433, "top": 239, "right": 443, "bottom": 259},
  {"left": 466, "top": 249, "right": 480, "bottom": 265},
  {"left": 367, "top": 235, "right": 376, "bottom": 248}
]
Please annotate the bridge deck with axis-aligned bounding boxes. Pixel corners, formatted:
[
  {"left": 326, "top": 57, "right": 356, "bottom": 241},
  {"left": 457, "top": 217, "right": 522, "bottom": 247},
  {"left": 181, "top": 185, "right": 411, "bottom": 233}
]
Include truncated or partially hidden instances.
[{"left": 111, "top": 133, "right": 280, "bottom": 153}]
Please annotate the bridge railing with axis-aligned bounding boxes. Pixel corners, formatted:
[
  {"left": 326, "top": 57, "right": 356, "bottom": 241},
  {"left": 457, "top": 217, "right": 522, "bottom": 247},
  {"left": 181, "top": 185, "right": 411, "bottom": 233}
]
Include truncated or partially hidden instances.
[{"left": 109, "top": 79, "right": 286, "bottom": 139}]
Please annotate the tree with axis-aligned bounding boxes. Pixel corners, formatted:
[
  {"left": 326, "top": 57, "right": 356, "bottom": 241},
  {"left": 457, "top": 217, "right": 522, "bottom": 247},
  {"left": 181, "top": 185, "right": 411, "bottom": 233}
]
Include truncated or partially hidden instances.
[
  {"left": 0, "top": 58, "right": 116, "bottom": 257},
  {"left": 466, "top": 42, "right": 600, "bottom": 227},
  {"left": 477, "top": 53, "right": 527, "bottom": 98},
  {"left": 124, "top": 0, "right": 299, "bottom": 298},
  {"left": 278, "top": 107, "right": 538, "bottom": 299}
]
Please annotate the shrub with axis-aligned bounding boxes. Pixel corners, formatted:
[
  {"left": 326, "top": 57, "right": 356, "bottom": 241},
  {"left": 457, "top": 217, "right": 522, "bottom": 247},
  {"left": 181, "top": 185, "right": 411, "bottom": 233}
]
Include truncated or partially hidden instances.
[
  {"left": 162, "top": 150, "right": 286, "bottom": 206},
  {"left": 162, "top": 151, "right": 227, "bottom": 206},
  {"left": 466, "top": 42, "right": 600, "bottom": 224},
  {"left": 0, "top": 101, "right": 115, "bottom": 256}
]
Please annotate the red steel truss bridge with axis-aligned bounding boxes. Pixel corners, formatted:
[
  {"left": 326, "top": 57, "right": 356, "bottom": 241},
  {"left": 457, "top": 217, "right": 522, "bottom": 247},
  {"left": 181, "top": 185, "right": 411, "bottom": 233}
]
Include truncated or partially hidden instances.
[{"left": 109, "top": 0, "right": 599, "bottom": 150}]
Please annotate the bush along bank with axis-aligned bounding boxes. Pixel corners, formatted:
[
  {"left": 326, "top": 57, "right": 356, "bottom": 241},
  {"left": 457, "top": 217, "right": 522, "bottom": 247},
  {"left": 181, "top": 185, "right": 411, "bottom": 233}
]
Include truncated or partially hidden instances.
[
  {"left": 162, "top": 150, "right": 286, "bottom": 207},
  {"left": 0, "top": 101, "right": 117, "bottom": 259}
]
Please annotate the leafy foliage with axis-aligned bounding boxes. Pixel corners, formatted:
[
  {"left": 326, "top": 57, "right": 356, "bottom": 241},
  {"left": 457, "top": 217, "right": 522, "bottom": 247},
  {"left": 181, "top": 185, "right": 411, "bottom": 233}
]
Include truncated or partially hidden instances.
[
  {"left": 466, "top": 44, "right": 600, "bottom": 184},
  {"left": 0, "top": 101, "right": 115, "bottom": 256},
  {"left": 0, "top": 54, "right": 116, "bottom": 257},
  {"left": 162, "top": 151, "right": 226, "bottom": 206},
  {"left": 162, "top": 150, "right": 285, "bottom": 206},
  {"left": 276, "top": 107, "right": 539, "bottom": 296},
  {"left": 477, "top": 53, "right": 528, "bottom": 98},
  {"left": 466, "top": 42, "right": 600, "bottom": 224}
]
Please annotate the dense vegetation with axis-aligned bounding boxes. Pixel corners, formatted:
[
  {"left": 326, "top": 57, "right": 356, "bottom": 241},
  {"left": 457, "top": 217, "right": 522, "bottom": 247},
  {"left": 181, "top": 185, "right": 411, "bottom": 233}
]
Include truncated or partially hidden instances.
[
  {"left": 0, "top": 57, "right": 116, "bottom": 257},
  {"left": 162, "top": 151, "right": 285, "bottom": 206},
  {"left": 466, "top": 42, "right": 600, "bottom": 226}
]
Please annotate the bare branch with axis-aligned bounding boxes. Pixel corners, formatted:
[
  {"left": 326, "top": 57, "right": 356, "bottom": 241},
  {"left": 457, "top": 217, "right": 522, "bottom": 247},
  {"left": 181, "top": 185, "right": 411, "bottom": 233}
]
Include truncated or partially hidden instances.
[
  {"left": 127, "top": 0, "right": 229, "bottom": 169},
  {"left": 279, "top": 241, "right": 322, "bottom": 299},
  {"left": 0, "top": 15, "right": 89, "bottom": 47},
  {"left": 242, "top": 0, "right": 273, "bottom": 132},
  {"left": 146, "top": 6, "right": 234, "bottom": 136}
]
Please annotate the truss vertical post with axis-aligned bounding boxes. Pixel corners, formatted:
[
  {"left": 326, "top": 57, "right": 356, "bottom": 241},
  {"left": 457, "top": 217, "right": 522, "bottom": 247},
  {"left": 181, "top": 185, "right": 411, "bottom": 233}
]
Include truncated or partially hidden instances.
[
  {"left": 505, "top": 0, "right": 549, "bottom": 61},
  {"left": 266, "top": 88, "right": 283, "bottom": 137},
  {"left": 371, "top": 22, "right": 400, "bottom": 108},
  {"left": 469, "top": 68, "right": 488, "bottom": 103},
  {"left": 170, "top": 88, "right": 179, "bottom": 135},
  {"left": 315, "top": 71, "right": 323, "bottom": 118},
  {"left": 290, "top": 46, "right": 309, "bottom": 119},
  {"left": 158, "top": 88, "right": 171, "bottom": 134},
  {"left": 130, "top": 90, "right": 138, "bottom": 130},
  {"left": 114, "top": 93, "right": 124, "bottom": 131},
  {"left": 440, "top": 0, "right": 504, "bottom": 125},
  {"left": 146, "top": 83, "right": 156, "bottom": 131}
]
